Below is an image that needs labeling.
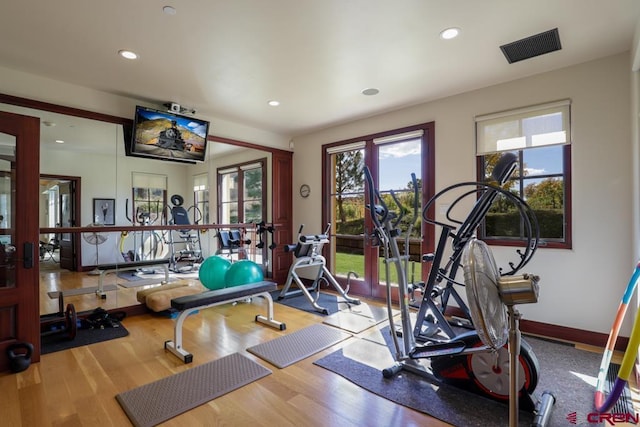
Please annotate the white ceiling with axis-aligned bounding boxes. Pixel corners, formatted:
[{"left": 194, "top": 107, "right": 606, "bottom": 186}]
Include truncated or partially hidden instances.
[{"left": 1, "top": 1, "right": 639, "bottom": 138}]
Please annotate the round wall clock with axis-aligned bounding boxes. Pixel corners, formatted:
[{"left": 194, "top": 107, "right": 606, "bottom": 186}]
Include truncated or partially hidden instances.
[{"left": 299, "top": 184, "right": 311, "bottom": 198}]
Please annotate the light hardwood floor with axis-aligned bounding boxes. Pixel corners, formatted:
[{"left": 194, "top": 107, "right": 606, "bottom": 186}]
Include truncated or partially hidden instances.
[
  {"left": 6, "top": 268, "right": 451, "bottom": 427},
  {"left": 6, "top": 267, "right": 636, "bottom": 426}
]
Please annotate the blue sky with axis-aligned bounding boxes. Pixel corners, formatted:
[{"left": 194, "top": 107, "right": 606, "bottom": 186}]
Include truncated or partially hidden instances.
[
  {"left": 376, "top": 142, "right": 563, "bottom": 191},
  {"left": 378, "top": 139, "right": 421, "bottom": 190}
]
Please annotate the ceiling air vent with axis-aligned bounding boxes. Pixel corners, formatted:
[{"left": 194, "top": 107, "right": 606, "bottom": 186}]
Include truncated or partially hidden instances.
[{"left": 500, "top": 28, "right": 561, "bottom": 64}]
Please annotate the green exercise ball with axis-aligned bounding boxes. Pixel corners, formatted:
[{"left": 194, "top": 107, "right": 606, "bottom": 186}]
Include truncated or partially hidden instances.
[
  {"left": 199, "top": 256, "right": 232, "bottom": 290},
  {"left": 225, "top": 260, "right": 264, "bottom": 287}
]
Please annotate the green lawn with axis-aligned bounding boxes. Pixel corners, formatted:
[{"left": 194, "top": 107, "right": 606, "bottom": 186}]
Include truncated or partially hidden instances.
[
  {"left": 334, "top": 251, "right": 422, "bottom": 285},
  {"left": 334, "top": 252, "right": 364, "bottom": 277}
]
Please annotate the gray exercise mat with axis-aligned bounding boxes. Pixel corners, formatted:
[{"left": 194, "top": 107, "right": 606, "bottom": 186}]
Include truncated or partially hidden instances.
[
  {"left": 117, "top": 277, "right": 178, "bottom": 288},
  {"left": 247, "top": 323, "right": 351, "bottom": 368},
  {"left": 47, "top": 284, "right": 118, "bottom": 298},
  {"left": 116, "top": 352, "right": 271, "bottom": 427}
]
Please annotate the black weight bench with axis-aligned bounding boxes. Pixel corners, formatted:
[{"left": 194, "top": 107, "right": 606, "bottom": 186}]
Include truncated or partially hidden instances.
[
  {"left": 164, "top": 281, "right": 286, "bottom": 363},
  {"left": 95, "top": 259, "right": 171, "bottom": 298}
]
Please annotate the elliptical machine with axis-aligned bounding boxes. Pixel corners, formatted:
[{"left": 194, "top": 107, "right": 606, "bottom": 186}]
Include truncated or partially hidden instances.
[
  {"left": 364, "top": 153, "right": 554, "bottom": 424},
  {"left": 279, "top": 223, "right": 361, "bottom": 314}
]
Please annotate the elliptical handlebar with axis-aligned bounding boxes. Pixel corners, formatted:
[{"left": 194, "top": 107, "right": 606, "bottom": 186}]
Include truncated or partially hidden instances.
[
  {"left": 422, "top": 180, "right": 540, "bottom": 275},
  {"left": 364, "top": 167, "right": 419, "bottom": 239},
  {"left": 406, "top": 172, "right": 419, "bottom": 237},
  {"left": 389, "top": 190, "right": 404, "bottom": 229},
  {"left": 364, "top": 166, "right": 388, "bottom": 228}
]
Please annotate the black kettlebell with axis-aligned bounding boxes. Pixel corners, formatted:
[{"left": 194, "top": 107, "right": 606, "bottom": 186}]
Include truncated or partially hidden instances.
[{"left": 7, "top": 341, "right": 33, "bottom": 373}]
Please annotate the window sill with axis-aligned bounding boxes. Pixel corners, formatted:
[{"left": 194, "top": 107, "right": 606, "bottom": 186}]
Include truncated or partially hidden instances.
[{"left": 483, "top": 238, "right": 571, "bottom": 250}]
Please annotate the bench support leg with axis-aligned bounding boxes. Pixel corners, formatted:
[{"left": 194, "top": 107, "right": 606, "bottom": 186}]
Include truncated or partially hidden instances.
[
  {"left": 165, "top": 291, "right": 286, "bottom": 363},
  {"left": 164, "top": 306, "right": 197, "bottom": 363},
  {"left": 255, "top": 291, "right": 286, "bottom": 330}
]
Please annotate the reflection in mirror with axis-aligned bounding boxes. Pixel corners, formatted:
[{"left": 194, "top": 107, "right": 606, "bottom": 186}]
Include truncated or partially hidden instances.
[
  {"left": 1, "top": 100, "right": 275, "bottom": 317},
  {"left": 210, "top": 144, "right": 272, "bottom": 275},
  {"left": 0, "top": 131, "right": 15, "bottom": 289}
]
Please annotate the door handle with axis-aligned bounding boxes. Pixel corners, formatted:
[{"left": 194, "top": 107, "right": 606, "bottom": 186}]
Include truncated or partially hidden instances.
[{"left": 23, "top": 242, "right": 33, "bottom": 268}]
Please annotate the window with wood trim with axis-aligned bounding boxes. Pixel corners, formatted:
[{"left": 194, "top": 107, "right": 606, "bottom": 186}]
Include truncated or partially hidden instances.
[
  {"left": 193, "top": 173, "right": 209, "bottom": 224},
  {"left": 476, "top": 100, "right": 572, "bottom": 248},
  {"left": 131, "top": 172, "right": 167, "bottom": 226},
  {"left": 217, "top": 159, "right": 266, "bottom": 224}
]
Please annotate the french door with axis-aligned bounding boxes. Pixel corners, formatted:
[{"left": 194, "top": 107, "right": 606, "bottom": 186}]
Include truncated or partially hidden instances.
[
  {"left": 0, "top": 112, "right": 41, "bottom": 371},
  {"left": 323, "top": 122, "right": 434, "bottom": 300}
]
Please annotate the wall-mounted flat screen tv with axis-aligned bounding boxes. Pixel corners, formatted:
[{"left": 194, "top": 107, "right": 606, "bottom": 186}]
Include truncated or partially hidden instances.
[{"left": 128, "top": 106, "right": 210, "bottom": 164}]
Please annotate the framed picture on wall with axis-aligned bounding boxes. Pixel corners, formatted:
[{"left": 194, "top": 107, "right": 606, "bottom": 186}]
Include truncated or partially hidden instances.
[{"left": 93, "top": 198, "right": 115, "bottom": 225}]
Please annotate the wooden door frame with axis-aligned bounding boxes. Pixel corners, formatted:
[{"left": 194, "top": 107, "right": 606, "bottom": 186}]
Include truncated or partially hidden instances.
[
  {"left": 321, "top": 122, "right": 435, "bottom": 300},
  {"left": 40, "top": 174, "right": 82, "bottom": 271},
  {"left": 0, "top": 112, "right": 40, "bottom": 371},
  {"left": 209, "top": 135, "right": 293, "bottom": 284}
]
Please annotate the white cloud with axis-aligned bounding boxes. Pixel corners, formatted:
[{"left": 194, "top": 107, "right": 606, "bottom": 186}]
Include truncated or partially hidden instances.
[
  {"left": 525, "top": 167, "right": 546, "bottom": 175},
  {"left": 379, "top": 141, "right": 421, "bottom": 159},
  {"left": 187, "top": 122, "right": 207, "bottom": 137}
]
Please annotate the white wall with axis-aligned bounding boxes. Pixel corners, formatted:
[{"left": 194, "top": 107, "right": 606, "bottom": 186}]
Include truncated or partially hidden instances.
[{"left": 292, "top": 52, "right": 634, "bottom": 336}]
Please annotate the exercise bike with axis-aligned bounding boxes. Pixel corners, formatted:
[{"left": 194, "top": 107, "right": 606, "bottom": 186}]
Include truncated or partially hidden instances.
[
  {"left": 278, "top": 223, "right": 361, "bottom": 314},
  {"left": 364, "top": 154, "right": 554, "bottom": 425},
  {"left": 412, "top": 153, "right": 538, "bottom": 343}
]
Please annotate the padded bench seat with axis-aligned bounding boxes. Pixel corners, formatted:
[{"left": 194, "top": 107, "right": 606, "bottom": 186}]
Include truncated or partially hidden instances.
[
  {"left": 171, "top": 281, "right": 276, "bottom": 310},
  {"left": 165, "top": 281, "right": 286, "bottom": 363},
  {"left": 137, "top": 283, "right": 202, "bottom": 312}
]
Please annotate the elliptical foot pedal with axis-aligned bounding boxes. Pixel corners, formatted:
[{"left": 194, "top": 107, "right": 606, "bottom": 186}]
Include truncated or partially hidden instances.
[
  {"left": 417, "top": 321, "right": 440, "bottom": 338},
  {"left": 410, "top": 340, "right": 466, "bottom": 359}
]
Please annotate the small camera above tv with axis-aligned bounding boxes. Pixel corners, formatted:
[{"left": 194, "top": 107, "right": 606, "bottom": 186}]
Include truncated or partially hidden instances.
[{"left": 128, "top": 105, "right": 210, "bottom": 164}]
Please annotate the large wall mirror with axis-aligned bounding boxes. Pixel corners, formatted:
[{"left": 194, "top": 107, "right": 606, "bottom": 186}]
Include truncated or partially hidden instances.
[{"left": 0, "top": 95, "right": 282, "bottom": 317}]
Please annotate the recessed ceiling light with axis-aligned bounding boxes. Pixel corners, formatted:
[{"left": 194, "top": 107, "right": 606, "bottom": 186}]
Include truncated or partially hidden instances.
[
  {"left": 361, "top": 88, "right": 380, "bottom": 96},
  {"left": 55, "top": 140, "right": 64, "bottom": 144},
  {"left": 163, "top": 6, "right": 177, "bottom": 15},
  {"left": 118, "top": 49, "right": 139, "bottom": 60},
  {"left": 268, "top": 100, "right": 280, "bottom": 107},
  {"left": 440, "top": 27, "right": 460, "bottom": 40},
  {"left": 42, "top": 121, "right": 56, "bottom": 127}
]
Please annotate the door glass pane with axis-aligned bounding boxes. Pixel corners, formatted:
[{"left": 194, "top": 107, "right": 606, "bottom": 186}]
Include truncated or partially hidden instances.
[
  {"left": 0, "top": 132, "right": 15, "bottom": 288},
  {"left": 330, "top": 149, "right": 365, "bottom": 278},
  {"left": 220, "top": 202, "right": 238, "bottom": 223},
  {"left": 243, "top": 167, "right": 263, "bottom": 222},
  {"left": 39, "top": 180, "right": 61, "bottom": 263},
  {"left": 377, "top": 138, "right": 422, "bottom": 285},
  {"left": 193, "top": 174, "right": 209, "bottom": 224},
  {"left": 243, "top": 200, "right": 262, "bottom": 223},
  {"left": 221, "top": 172, "right": 238, "bottom": 202}
]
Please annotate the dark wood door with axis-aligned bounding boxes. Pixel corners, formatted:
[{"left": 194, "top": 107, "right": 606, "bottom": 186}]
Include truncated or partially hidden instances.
[
  {"left": 58, "top": 180, "right": 76, "bottom": 270},
  {"left": 271, "top": 151, "right": 293, "bottom": 284},
  {"left": 0, "top": 112, "right": 41, "bottom": 372}
]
